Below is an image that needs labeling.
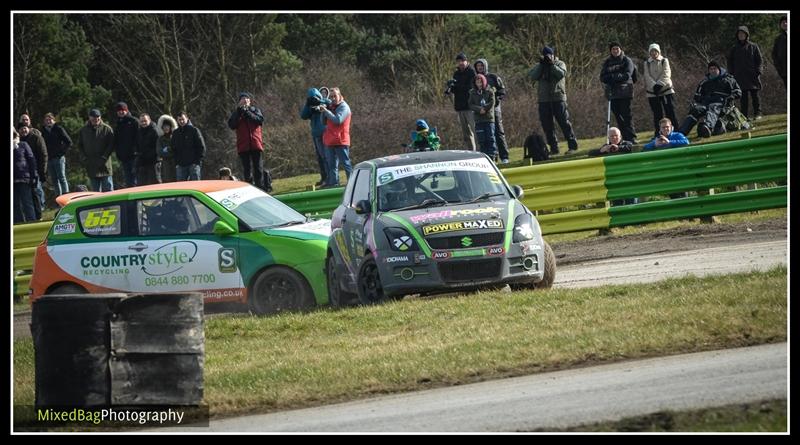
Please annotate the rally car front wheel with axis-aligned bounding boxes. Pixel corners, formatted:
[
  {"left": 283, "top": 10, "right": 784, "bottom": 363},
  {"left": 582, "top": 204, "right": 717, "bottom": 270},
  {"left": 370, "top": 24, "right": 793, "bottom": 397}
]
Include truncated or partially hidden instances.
[
  {"left": 356, "top": 253, "right": 389, "bottom": 305},
  {"left": 249, "top": 266, "right": 315, "bottom": 315},
  {"left": 510, "top": 241, "right": 557, "bottom": 291}
]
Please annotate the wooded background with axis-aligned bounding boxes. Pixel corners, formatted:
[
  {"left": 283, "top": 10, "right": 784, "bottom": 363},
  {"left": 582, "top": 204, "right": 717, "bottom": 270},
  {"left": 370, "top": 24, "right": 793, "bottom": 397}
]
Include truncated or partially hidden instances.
[{"left": 13, "top": 13, "right": 787, "bottom": 185}]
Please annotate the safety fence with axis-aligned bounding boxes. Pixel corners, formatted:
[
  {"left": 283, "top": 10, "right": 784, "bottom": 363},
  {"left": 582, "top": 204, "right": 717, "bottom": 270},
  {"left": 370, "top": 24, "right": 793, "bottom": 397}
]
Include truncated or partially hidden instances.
[{"left": 12, "top": 134, "right": 787, "bottom": 297}]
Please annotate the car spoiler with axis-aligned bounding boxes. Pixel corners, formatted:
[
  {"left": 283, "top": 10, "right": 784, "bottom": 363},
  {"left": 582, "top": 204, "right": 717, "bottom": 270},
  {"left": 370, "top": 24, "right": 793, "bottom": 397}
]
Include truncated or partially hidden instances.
[{"left": 55, "top": 191, "right": 102, "bottom": 207}]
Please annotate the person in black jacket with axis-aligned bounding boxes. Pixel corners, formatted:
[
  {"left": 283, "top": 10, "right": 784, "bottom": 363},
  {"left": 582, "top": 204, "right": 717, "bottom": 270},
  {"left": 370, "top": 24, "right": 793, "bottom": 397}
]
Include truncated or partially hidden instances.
[
  {"left": 446, "top": 53, "right": 477, "bottom": 150},
  {"left": 771, "top": 16, "right": 787, "bottom": 88},
  {"left": 42, "top": 113, "right": 72, "bottom": 196},
  {"left": 727, "top": 26, "right": 764, "bottom": 119},
  {"left": 13, "top": 127, "right": 38, "bottom": 223},
  {"left": 172, "top": 111, "right": 206, "bottom": 181},
  {"left": 113, "top": 101, "right": 140, "bottom": 187},
  {"left": 678, "top": 61, "right": 742, "bottom": 138},
  {"left": 136, "top": 113, "right": 161, "bottom": 185},
  {"left": 474, "top": 58, "right": 509, "bottom": 163},
  {"left": 600, "top": 42, "right": 637, "bottom": 143},
  {"left": 18, "top": 123, "right": 47, "bottom": 218}
]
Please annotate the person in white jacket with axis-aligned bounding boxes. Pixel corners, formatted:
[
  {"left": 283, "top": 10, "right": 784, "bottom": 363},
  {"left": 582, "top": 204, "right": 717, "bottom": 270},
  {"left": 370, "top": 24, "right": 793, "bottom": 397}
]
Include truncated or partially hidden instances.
[{"left": 643, "top": 43, "right": 678, "bottom": 138}]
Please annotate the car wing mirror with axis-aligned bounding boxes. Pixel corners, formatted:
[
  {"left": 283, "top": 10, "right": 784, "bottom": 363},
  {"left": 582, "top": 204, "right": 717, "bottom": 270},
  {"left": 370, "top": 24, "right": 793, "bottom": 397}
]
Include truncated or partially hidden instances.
[
  {"left": 512, "top": 185, "right": 524, "bottom": 199},
  {"left": 355, "top": 199, "right": 372, "bottom": 215},
  {"left": 213, "top": 220, "right": 237, "bottom": 236}
]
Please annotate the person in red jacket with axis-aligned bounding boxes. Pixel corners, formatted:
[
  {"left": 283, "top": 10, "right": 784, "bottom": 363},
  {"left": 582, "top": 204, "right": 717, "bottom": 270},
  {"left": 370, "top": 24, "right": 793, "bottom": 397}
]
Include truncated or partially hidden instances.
[
  {"left": 227, "top": 92, "right": 267, "bottom": 191},
  {"left": 321, "top": 87, "right": 353, "bottom": 187}
]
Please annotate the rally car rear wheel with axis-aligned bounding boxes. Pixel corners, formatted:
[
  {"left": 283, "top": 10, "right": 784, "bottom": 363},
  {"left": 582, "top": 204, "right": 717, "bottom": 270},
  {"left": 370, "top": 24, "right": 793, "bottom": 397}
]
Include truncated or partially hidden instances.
[
  {"left": 327, "top": 255, "right": 357, "bottom": 308},
  {"left": 510, "top": 241, "right": 557, "bottom": 291},
  {"left": 46, "top": 283, "right": 87, "bottom": 295},
  {"left": 249, "top": 266, "right": 315, "bottom": 315},
  {"left": 356, "top": 253, "right": 388, "bottom": 305}
]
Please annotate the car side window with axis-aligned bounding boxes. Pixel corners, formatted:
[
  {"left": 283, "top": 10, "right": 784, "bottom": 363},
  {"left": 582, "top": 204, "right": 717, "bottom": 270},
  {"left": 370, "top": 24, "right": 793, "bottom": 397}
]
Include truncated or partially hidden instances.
[
  {"left": 78, "top": 204, "right": 123, "bottom": 236},
  {"left": 351, "top": 169, "right": 371, "bottom": 206},
  {"left": 137, "top": 196, "right": 219, "bottom": 236},
  {"left": 342, "top": 170, "right": 359, "bottom": 206}
]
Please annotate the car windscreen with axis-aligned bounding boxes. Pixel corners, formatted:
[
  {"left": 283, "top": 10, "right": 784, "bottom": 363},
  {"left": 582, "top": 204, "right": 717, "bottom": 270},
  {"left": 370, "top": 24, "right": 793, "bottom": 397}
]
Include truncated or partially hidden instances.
[
  {"left": 207, "top": 185, "right": 306, "bottom": 230},
  {"left": 375, "top": 158, "right": 509, "bottom": 212}
]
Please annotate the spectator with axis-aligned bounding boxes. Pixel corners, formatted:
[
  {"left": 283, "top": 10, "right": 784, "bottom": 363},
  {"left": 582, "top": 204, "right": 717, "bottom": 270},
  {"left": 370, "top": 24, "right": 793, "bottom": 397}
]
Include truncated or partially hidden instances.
[
  {"left": 17, "top": 123, "right": 47, "bottom": 218},
  {"left": 218, "top": 167, "right": 237, "bottom": 181},
  {"left": 113, "top": 101, "right": 140, "bottom": 187},
  {"left": 600, "top": 42, "right": 638, "bottom": 143},
  {"left": 644, "top": 118, "right": 689, "bottom": 151},
  {"left": 528, "top": 46, "right": 579, "bottom": 155},
  {"left": 172, "top": 111, "right": 206, "bottom": 181},
  {"left": 300, "top": 87, "right": 332, "bottom": 186},
  {"left": 18, "top": 114, "right": 41, "bottom": 137},
  {"left": 157, "top": 114, "right": 178, "bottom": 183},
  {"left": 589, "top": 127, "right": 637, "bottom": 206},
  {"left": 446, "top": 52, "right": 477, "bottom": 151},
  {"left": 227, "top": 92, "right": 267, "bottom": 191},
  {"left": 13, "top": 127, "right": 38, "bottom": 223},
  {"left": 474, "top": 58, "right": 509, "bottom": 163},
  {"left": 469, "top": 73, "right": 497, "bottom": 159},
  {"left": 771, "top": 16, "right": 787, "bottom": 88},
  {"left": 136, "top": 113, "right": 161, "bottom": 185},
  {"left": 41, "top": 112, "right": 72, "bottom": 197},
  {"left": 678, "top": 61, "right": 741, "bottom": 138},
  {"left": 77, "top": 109, "right": 115, "bottom": 192},
  {"left": 588, "top": 127, "right": 633, "bottom": 156},
  {"left": 643, "top": 43, "right": 678, "bottom": 138},
  {"left": 727, "top": 25, "right": 764, "bottom": 119},
  {"left": 321, "top": 87, "right": 352, "bottom": 187},
  {"left": 409, "top": 119, "right": 440, "bottom": 151}
]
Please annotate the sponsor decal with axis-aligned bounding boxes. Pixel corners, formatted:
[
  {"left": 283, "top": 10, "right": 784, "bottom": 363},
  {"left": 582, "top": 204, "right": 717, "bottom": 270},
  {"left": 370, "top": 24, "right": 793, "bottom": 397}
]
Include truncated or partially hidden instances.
[
  {"left": 385, "top": 255, "right": 410, "bottom": 263},
  {"left": 432, "top": 251, "right": 451, "bottom": 260},
  {"left": 79, "top": 240, "right": 198, "bottom": 277},
  {"left": 218, "top": 248, "right": 237, "bottom": 273},
  {"left": 488, "top": 246, "right": 505, "bottom": 255},
  {"left": 413, "top": 254, "right": 426, "bottom": 263},
  {"left": 515, "top": 223, "right": 534, "bottom": 240},
  {"left": 409, "top": 207, "right": 503, "bottom": 224},
  {"left": 207, "top": 185, "right": 264, "bottom": 210},
  {"left": 422, "top": 219, "right": 504, "bottom": 235},
  {"left": 57, "top": 212, "right": 74, "bottom": 223},
  {"left": 376, "top": 158, "right": 496, "bottom": 183},
  {"left": 451, "top": 249, "right": 485, "bottom": 258},
  {"left": 393, "top": 236, "right": 413, "bottom": 251},
  {"left": 378, "top": 172, "right": 394, "bottom": 185},
  {"left": 53, "top": 223, "right": 76, "bottom": 235},
  {"left": 520, "top": 241, "right": 542, "bottom": 255}
]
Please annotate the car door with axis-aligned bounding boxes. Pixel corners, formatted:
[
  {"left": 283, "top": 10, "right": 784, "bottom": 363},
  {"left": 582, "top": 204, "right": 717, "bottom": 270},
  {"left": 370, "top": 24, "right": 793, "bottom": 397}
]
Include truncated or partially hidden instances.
[
  {"left": 132, "top": 195, "right": 243, "bottom": 301},
  {"left": 342, "top": 168, "right": 372, "bottom": 272}
]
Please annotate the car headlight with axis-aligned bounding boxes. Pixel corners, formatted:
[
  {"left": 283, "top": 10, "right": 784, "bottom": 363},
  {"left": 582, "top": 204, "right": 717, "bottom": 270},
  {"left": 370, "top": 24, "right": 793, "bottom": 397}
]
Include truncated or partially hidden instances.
[
  {"left": 513, "top": 213, "right": 538, "bottom": 243},
  {"left": 384, "top": 227, "right": 419, "bottom": 252}
]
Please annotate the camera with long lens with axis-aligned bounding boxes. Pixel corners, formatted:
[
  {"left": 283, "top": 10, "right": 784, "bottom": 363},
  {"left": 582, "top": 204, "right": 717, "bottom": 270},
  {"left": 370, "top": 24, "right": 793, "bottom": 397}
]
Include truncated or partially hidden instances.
[
  {"left": 444, "top": 78, "right": 457, "bottom": 95},
  {"left": 307, "top": 95, "right": 331, "bottom": 111}
]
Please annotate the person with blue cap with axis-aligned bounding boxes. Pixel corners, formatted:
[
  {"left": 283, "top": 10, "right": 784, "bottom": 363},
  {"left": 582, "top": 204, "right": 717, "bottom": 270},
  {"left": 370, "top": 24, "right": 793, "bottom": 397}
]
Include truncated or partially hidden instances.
[
  {"left": 228, "top": 91, "right": 268, "bottom": 191},
  {"left": 408, "top": 119, "right": 440, "bottom": 151}
]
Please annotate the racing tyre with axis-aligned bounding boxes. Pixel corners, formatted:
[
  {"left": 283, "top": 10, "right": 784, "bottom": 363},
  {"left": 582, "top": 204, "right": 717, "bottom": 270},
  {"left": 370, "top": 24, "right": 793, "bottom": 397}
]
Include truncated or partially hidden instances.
[
  {"left": 510, "top": 241, "right": 557, "bottom": 291},
  {"left": 537, "top": 241, "right": 557, "bottom": 289},
  {"left": 356, "top": 253, "right": 388, "bottom": 305},
  {"left": 327, "top": 255, "right": 357, "bottom": 308},
  {"left": 249, "top": 266, "right": 315, "bottom": 315},
  {"left": 46, "top": 283, "right": 88, "bottom": 295}
]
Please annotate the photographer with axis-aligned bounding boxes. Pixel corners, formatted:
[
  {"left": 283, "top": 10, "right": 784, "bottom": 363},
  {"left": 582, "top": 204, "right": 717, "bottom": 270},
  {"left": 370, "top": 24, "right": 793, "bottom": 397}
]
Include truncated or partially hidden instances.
[
  {"left": 300, "top": 87, "right": 332, "bottom": 186},
  {"left": 227, "top": 92, "right": 267, "bottom": 191},
  {"left": 528, "top": 46, "right": 578, "bottom": 155},
  {"left": 446, "top": 52, "right": 476, "bottom": 150}
]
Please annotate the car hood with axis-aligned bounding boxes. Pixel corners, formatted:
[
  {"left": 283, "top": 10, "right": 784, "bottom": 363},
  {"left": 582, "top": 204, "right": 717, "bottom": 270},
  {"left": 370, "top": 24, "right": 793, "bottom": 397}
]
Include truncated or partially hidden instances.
[
  {"left": 261, "top": 218, "right": 331, "bottom": 241},
  {"left": 383, "top": 200, "right": 511, "bottom": 234}
]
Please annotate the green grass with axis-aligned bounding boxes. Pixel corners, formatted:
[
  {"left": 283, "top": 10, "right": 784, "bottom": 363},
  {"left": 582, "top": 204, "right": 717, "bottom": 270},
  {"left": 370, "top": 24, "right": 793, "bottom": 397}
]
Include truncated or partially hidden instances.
[
  {"left": 559, "top": 399, "right": 787, "bottom": 432},
  {"left": 13, "top": 267, "right": 786, "bottom": 419},
  {"left": 545, "top": 207, "right": 786, "bottom": 244}
]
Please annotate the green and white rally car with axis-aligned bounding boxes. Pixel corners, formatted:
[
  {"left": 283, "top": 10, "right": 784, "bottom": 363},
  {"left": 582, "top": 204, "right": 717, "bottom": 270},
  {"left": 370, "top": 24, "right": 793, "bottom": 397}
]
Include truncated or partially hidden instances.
[
  {"left": 326, "top": 150, "right": 556, "bottom": 306},
  {"left": 30, "top": 181, "right": 330, "bottom": 315}
]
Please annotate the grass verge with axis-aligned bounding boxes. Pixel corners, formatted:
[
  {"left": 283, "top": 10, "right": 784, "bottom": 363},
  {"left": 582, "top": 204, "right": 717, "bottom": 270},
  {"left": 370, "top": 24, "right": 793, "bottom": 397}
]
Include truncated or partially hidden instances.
[
  {"left": 556, "top": 399, "right": 787, "bottom": 432},
  {"left": 13, "top": 267, "right": 786, "bottom": 419}
]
